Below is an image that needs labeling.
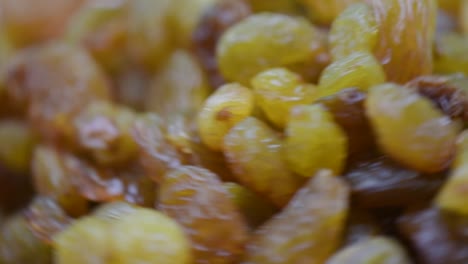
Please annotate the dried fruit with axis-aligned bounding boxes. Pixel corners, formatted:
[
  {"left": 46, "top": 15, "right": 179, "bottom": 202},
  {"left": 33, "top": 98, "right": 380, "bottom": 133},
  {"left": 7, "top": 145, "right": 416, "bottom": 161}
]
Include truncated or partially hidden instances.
[
  {"left": 252, "top": 68, "right": 318, "bottom": 128},
  {"left": 197, "top": 83, "right": 254, "bottom": 151},
  {"left": 158, "top": 166, "right": 249, "bottom": 264},
  {"left": 284, "top": 104, "right": 348, "bottom": 177},
  {"left": 224, "top": 117, "right": 303, "bottom": 206},
  {"left": 299, "top": 0, "right": 361, "bottom": 25},
  {"left": 366, "top": 83, "right": 458, "bottom": 173},
  {"left": 192, "top": 0, "right": 252, "bottom": 88},
  {"left": 243, "top": 170, "right": 349, "bottom": 264},
  {"left": 0, "top": 120, "right": 35, "bottom": 173},
  {"left": 329, "top": 3, "right": 379, "bottom": 61},
  {"left": 369, "top": 0, "right": 437, "bottom": 83},
  {"left": 32, "top": 146, "right": 88, "bottom": 217},
  {"left": 317, "top": 51, "right": 385, "bottom": 98},
  {"left": 54, "top": 207, "right": 192, "bottom": 264},
  {"left": 217, "top": 13, "right": 317, "bottom": 85}
]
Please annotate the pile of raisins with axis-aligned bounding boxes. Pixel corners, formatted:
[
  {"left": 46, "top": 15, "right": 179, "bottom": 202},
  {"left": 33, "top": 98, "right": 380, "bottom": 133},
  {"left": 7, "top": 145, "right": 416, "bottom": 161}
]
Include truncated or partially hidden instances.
[{"left": 1, "top": 0, "right": 468, "bottom": 263}]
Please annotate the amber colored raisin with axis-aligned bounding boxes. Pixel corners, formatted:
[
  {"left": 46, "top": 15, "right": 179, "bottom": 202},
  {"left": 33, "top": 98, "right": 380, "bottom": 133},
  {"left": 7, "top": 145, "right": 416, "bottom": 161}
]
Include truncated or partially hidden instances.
[
  {"left": 72, "top": 101, "right": 138, "bottom": 166},
  {"left": 368, "top": 0, "right": 437, "bottom": 83},
  {"left": 345, "top": 156, "right": 445, "bottom": 208},
  {"left": 132, "top": 114, "right": 185, "bottom": 183},
  {"left": 406, "top": 75, "right": 468, "bottom": 122},
  {"left": 318, "top": 88, "right": 376, "bottom": 161},
  {"left": 224, "top": 117, "right": 304, "bottom": 207},
  {"left": 32, "top": 146, "right": 88, "bottom": 217},
  {"left": 64, "top": 155, "right": 124, "bottom": 202},
  {"left": 24, "top": 196, "right": 72, "bottom": 244},
  {"left": 158, "top": 166, "right": 249, "bottom": 264},
  {"left": 243, "top": 170, "right": 349, "bottom": 264},
  {"left": 5, "top": 43, "right": 112, "bottom": 144},
  {"left": 366, "top": 83, "right": 458, "bottom": 173},
  {"left": 192, "top": 0, "right": 251, "bottom": 88},
  {"left": 398, "top": 208, "right": 468, "bottom": 264}
]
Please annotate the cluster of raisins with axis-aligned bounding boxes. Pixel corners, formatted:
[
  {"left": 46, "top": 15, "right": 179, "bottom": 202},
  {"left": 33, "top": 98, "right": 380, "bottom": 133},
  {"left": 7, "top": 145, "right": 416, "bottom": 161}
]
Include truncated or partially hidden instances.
[{"left": 1, "top": 0, "right": 468, "bottom": 263}]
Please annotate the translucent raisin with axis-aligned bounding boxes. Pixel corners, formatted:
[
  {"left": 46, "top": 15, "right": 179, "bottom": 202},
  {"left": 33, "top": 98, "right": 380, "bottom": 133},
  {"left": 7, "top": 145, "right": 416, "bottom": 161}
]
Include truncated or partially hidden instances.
[
  {"left": 158, "top": 166, "right": 249, "bottom": 264},
  {"left": 24, "top": 196, "right": 72, "bottom": 244},
  {"left": 329, "top": 3, "right": 379, "bottom": 61},
  {"left": 32, "top": 146, "right": 88, "bottom": 217},
  {"left": 192, "top": 0, "right": 252, "bottom": 88},
  {"left": 317, "top": 51, "right": 385, "bottom": 98},
  {"left": 223, "top": 117, "right": 304, "bottom": 207},
  {"left": 368, "top": 0, "right": 437, "bottom": 83},
  {"left": 72, "top": 101, "right": 138, "bottom": 166},
  {"left": 251, "top": 68, "right": 318, "bottom": 128},
  {"left": 197, "top": 83, "right": 254, "bottom": 151},
  {"left": 5, "top": 43, "right": 112, "bottom": 144},
  {"left": 366, "top": 83, "right": 458, "bottom": 173},
  {"left": 284, "top": 104, "right": 348, "bottom": 177},
  {"left": 217, "top": 13, "right": 317, "bottom": 85},
  {"left": 132, "top": 114, "right": 185, "bottom": 183},
  {"left": 243, "top": 170, "right": 349, "bottom": 264}
]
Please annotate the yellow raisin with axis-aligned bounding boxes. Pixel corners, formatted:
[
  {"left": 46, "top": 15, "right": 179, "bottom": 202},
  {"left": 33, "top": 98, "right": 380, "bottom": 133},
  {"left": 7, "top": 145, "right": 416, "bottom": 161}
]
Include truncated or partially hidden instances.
[
  {"left": 317, "top": 51, "right": 385, "bottom": 98},
  {"left": 217, "top": 13, "right": 317, "bottom": 85},
  {"left": 368, "top": 0, "right": 437, "bottom": 83},
  {"left": 329, "top": 3, "right": 379, "bottom": 61},
  {"left": 223, "top": 117, "right": 303, "bottom": 207},
  {"left": 284, "top": 104, "right": 348, "bottom": 177},
  {"left": 366, "top": 83, "right": 458, "bottom": 173},
  {"left": 243, "top": 170, "right": 349, "bottom": 264},
  {"left": 197, "top": 83, "right": 254, "bottom": 151},
  {"left": 251, "top": 68, "right": 318, "bottom": 128},
  {"left": 434, "top": 33, "right": 468, "bottom": 75}
]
